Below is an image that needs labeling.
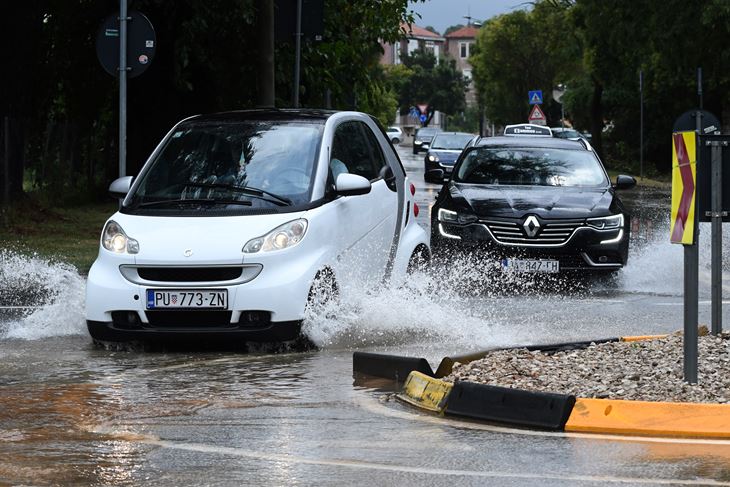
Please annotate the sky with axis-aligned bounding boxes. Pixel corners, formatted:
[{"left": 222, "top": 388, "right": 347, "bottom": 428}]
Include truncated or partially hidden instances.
[{"left": 409, "top": 0, "right": 529, "bottom": 34}]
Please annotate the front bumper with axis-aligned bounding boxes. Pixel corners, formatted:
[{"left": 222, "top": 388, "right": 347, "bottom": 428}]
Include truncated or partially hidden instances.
[
  {"left": 85, "top": 246, "right": 321, "bottom": 342},
  {"left": 431, "top": 219, "right": 629, "bottom": 271}
]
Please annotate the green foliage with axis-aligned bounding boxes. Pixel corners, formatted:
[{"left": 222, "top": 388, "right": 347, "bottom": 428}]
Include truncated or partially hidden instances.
[
  {"left": 393, "top": 49, "right": 468, "bottom": 125},
  {"left": 471, "top": 3, "right": 579, "bottom": 127},
  {"left": 443, "top": 24, "right": 465, "bottom": 36}
]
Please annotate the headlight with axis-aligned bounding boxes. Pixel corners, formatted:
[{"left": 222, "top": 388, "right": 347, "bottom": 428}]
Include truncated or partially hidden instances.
[
  {"left": 414, "top": 140, "right": 423, "bottom": 145},
  {"left": 587, "top": 214, "right": 624, "bottom": 230},
  {"left": 243, "top": 219, "right": 308, "bottom": 253},
  {"left": 102, "top": 220, "right": 139, "bottom": 254},
  {"left": 428, "top": 154, "right": 439, "bottom": 162},
  {"left": 437, "top": 208, "right": 477, "bottom": 224}
]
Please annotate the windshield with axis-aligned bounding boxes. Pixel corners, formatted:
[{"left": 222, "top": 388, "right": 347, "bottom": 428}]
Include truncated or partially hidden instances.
[
  {"left": 416, "top": 128, "right": 439, "bottom": 137},
  {"left": 127, "top": 121, "right": 322, "bottom": 211},
  {"left": 431, "top": 133, "right": 474, "bottom": 150},
  {"left": 454, "top": 147, "right": 608, "bottom": 187},
  {"left": 553, "top": 129, "right": 582, "bottom": 139}
]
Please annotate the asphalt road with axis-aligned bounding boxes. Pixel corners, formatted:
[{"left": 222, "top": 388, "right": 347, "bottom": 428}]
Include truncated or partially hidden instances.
[{"left": 1, "top": 143, "right": 730, "bottom": 486}]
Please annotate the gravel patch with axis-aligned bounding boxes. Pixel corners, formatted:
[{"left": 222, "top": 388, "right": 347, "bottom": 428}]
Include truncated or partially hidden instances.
[{"left": 445, "top": 331, "right": 730, "bottom": 404}]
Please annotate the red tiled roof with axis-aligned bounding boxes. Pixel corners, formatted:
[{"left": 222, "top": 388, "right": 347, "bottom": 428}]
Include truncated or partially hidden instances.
[
  {"left": 400, "top": 22, "right": 444, "bottom": 40},
  {"left": 444, "top": 25, "right": 480, "bottom": 39}
]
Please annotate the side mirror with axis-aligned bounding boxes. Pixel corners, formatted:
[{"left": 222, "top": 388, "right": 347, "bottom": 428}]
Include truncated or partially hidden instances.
[
  {"left": 109, "top": 176, "right": 133, "bottom": 199},
  {"left": 335, "top": 173, "right": 371, "bottom": 196},
  {"left": 614, "top": 174, "right": 636, "bottom": 190},
  {"left": 379, "top": 165, "right": 397, "bottom": 191},
  {"left": 425, "top": 169, "right": 444, "bottom": 182}
]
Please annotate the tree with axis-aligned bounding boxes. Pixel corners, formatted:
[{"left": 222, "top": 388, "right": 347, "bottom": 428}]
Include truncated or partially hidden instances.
[
  {"left": 470, "top": 3, "right": 580, "bottom": 128},
  {"left": 396, "top": 49, "right": 468, "bottom": 126},
  {"left": 443, "top": 24, "right": 464, "bottom": 36}
]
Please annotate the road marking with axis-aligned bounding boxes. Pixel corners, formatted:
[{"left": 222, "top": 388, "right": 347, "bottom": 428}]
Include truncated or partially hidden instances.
[{"left": 140, "top": 437, "right": 730, "bottom": 485}]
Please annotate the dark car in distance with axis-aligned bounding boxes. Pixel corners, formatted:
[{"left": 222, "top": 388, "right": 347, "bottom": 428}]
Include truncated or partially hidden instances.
[
  {"left": 424, "top": 132, "right": 475, "bottom": 182},
  {"left": 430, "top": 127, "right": 636, "bottom": 275},
  {"left": 412, "top": 126, "right": 441, "bottom": 154}
]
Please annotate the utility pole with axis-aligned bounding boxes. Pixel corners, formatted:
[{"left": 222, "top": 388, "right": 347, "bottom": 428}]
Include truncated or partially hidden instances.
[
  {"left": 639, "top": 70, "right": 644, "bottom": 179},
  {"left": 292, "top": 0, "right": 302, "bottom": 108},
  {"left": 256, "top": 0, "right": 275, "bottom": 106},
  {"left": 118, "top": 0, "right": 128, "bottom": 178}
]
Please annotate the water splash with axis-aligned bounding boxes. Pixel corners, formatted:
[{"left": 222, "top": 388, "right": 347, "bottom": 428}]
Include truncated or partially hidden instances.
[{"left": 0, "top": 250, "right": 87, "bottom": 339}]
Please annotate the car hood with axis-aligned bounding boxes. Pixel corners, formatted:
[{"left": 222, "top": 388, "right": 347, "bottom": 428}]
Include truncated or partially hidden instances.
[
  {"left": 430, "top": 149, "right": 461, "bottom": 164},
  {"left": 109, "top": 211, "right": 306, "bottom": 264},
  {"left": 452, "top": 184, "right": 612, "bottom": 219}
]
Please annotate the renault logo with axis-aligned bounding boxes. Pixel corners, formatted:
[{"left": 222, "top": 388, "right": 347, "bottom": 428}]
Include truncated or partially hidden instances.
[
  {"left": 523, "top": 216, "right": 540, "bottom": 238},
  {"left": 183, "top": 249, "right": 193, "bottom": 257}
]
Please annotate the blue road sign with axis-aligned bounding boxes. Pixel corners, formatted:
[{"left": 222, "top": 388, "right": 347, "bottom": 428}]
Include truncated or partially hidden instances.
[
  {"left": 529, "top": 90, "right": 543, "bottom": 105},
  {"left": 419, "top": 114, "right": 427, "bottom": 123}
]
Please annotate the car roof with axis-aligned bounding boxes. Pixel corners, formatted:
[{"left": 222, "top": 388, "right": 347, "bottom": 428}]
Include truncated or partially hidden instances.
[
  {"left": 186, "top": 108, "right": 337, "bottom": 124},
  {"left": 475, "top": 136, "right": 589, "bottom": 150}
]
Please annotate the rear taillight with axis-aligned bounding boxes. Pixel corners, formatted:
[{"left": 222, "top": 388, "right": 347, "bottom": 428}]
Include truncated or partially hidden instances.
[
  {"left": 410, "top": 183, "right": 416, "bottom": 196},
  {"left": 413, "top": 203, "right": 420, "bottom": 217}
]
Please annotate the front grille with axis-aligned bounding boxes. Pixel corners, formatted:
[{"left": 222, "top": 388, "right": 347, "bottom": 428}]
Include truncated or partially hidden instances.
[
  {"left": 483, "top": 219, "right": 584, "bottom": 246},
  {"left": 138, "top": 267, "right": 243, "bottom": 282},
  {"left": 145, "top": 310, "right": 233, "bottom": 327}
]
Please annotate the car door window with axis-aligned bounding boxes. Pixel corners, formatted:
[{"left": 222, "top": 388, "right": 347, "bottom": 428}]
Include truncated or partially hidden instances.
[
  {"left": 361, "top": 124, "right": 387, "bottom": 178},
  {"left": 331, "top": 121, "right": 378, "bottom": 181}
]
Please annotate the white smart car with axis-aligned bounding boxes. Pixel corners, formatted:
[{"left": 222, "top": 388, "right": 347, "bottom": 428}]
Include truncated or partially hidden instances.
[{"left": 85, "top": 110, "right": 429, "bottom": 344}]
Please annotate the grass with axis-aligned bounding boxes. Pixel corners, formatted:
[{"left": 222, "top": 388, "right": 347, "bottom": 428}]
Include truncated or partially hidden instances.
[{"left": 0, "top": 199, "right": 117, "bottom": 274}]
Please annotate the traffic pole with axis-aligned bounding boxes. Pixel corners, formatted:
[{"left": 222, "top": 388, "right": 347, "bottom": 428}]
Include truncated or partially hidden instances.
[{"left": 639, "top": 70, "right": 644, "bottom": 179}]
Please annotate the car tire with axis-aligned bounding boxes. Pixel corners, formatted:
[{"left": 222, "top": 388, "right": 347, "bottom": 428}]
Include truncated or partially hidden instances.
[
  {"left": 412, "top": 147, "right": 418, "bottom": 155},
  {"left": 391, "top": 137, "right": 400, "bottom": 145},
  {"left": 306, "top": 268, "right": 339, "bottom": 316},
  {"left": 407, "top": 245, "right": 431, "bottom": 274}
]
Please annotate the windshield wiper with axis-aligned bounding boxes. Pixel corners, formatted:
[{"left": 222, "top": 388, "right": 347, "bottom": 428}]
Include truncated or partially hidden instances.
[
  {"left": 130, "top": 198, "right": 253, "bottom": 209},
  {"left": 184, "top": 182, "right": 292, "bottom": 206}
]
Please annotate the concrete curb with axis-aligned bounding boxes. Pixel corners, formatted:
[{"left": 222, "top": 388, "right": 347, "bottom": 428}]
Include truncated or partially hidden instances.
[{"left": 356, "top": 335, "right": 730, "bottom": 439}]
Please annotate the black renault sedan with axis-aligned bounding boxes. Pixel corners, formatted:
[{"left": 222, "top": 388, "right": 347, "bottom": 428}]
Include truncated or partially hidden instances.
[{"left": 429, "top": 130, "right": 636, "bottom": 274}]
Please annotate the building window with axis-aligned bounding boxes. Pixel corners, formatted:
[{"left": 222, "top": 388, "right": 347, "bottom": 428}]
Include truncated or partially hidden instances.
[{"left": 459, "top": 42, "right": 468, "bottom": 58}]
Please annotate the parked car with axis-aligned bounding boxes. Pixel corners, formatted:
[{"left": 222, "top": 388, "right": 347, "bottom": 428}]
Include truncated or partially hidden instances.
[
  {"left": 423, "top": 132, "right": 475, "bottom": 183},
  {"left": 430, "top": 124, "right": 636, "bottom": 274},
  {"left": 412, "top": 126, "right": 441, "bottom": 154},
  {"left": 86, "top": 109, "right": 430, "bottom": 344},
  {"left": 386, "top": 126, "right": 403, "bottom": 145}
]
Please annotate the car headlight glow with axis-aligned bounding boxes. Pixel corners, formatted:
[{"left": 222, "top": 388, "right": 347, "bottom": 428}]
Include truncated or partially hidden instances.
[
  {"left": 587, "top": 214, "right": 624, "bottom": 230},
  {"left": 437, "top": 208, "right": 477, "bottom": 224},
  {"left": 414, "top": 140, "right": 423, "bottom": 145},
  {"left": 243, "top": 219, "right": 308, "bottom": 253},
  {"left": 102, "top": 220, "right": 139, "bottom": 254},
  {"left": 428, "top": 154, "right": 439, "bottom": 162}
]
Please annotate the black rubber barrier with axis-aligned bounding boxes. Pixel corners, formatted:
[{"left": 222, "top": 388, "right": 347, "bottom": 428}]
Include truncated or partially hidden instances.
[
  {"left": 446, "top": 381, "right": 576, "bottom": 431},
  {"left": 353, "top": 352, "right": 434, "bottom": 382},
  {"left": 524, "top": 338, "right": 620, "bottom": 354}
]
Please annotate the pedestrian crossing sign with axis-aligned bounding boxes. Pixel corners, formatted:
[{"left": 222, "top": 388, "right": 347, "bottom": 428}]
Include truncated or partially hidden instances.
[{"left": 528, "top": 90, "right": 543, "bottom": 105}]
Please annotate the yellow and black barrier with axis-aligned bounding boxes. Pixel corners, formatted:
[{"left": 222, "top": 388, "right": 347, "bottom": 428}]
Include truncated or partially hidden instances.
[{"left": 359, "top": 334, "right": 730, "bottom": 438}]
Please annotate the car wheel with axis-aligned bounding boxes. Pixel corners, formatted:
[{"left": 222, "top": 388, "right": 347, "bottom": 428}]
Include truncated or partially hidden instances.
[
  {"left": 391, "top": 137, "right": 400, "bottom": 145},
  {"left": 412, "top": 147, "right": 418, "bottom": 155},
  {"left": 306, "top": 268, "right": 339, "bottom": 316},
  {"left": 407, "top": 245, "right": 431, "bottom": 274}
]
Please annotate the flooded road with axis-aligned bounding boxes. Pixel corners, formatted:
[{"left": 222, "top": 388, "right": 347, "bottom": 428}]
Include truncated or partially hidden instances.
[{"left": 1, "top": 143, "right": 730, "bottom": 485}]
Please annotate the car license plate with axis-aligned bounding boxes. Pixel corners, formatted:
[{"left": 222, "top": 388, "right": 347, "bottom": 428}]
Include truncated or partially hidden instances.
[
  {"left": 501, "top": 259, "right": 559, "bottom": 273},
  {"left": 146, "top": 289, "right": 228, "bottom": 309}
]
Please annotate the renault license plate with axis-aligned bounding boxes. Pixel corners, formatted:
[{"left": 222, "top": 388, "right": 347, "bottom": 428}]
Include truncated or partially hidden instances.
[
  {"left": 146, "top": 289, "right": 228, "bottom": 309},
  {"left": 501, "top": 259, "right": 559, "bottom": 273}
]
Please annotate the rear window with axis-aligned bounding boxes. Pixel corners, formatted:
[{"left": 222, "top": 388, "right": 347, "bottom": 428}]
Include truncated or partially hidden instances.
[
  {"left": 431, "top": 133, "right": 474, "bottom": 150},
  {"left": 455, "top": 147, "right": 608, "bottom": 187}
]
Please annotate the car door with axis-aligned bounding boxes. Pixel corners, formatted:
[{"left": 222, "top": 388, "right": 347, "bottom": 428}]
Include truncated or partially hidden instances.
[{"left": 326, "top": 120, "right": 392, "bottom": 288}]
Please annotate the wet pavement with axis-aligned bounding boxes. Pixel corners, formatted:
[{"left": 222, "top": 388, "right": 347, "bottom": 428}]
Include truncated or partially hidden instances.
[{"left": 1, "top": 143, "right": 730, "bottom": 485}]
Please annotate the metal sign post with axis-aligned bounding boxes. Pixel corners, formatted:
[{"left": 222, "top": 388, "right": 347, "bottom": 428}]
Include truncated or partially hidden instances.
[
  {"left": 292, "top": 0, "right": 302, "bottom": 108},
  {"left": 708, "top": 139, "right": 726, "bottom": 334}
]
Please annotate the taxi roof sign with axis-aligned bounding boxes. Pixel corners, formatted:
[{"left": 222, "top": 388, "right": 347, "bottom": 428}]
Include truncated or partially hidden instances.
[{"left": 504, "top": 124, "right": 553, "bottom": 137}]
